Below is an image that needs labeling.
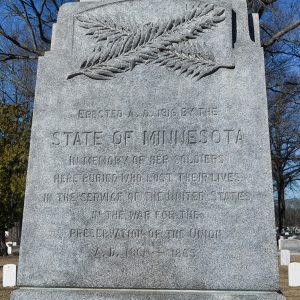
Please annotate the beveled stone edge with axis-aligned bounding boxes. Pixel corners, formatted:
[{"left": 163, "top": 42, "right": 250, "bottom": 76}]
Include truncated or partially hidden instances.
[
  {"left": 12, "top": 287, "right": 281, "bottom": 293},
  {"left": 10, "top": 289, "right": 287, "bottom": 300},
  {"left": 11, "top": 287, "right": 286, "bottom": 297}
]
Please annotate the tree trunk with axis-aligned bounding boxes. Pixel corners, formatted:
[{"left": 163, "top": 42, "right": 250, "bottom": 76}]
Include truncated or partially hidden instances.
[
  {"left": 0, "top": 229, "right": 8, "bottom": 256},
  {"left": 277, "top": 178, "right": 286, "bottom": 235}
]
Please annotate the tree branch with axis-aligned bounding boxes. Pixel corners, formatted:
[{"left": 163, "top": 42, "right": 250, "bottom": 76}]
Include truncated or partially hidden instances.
[
  {"left": 0, "top": 25, "right": 42, "bottom": 56},
  {"left": 50, "top": 0, "right": 59, "bottom": 11},
  {"left": 28, "top": 0, "right": 51, "bottom": 44},
  {"left": 264, "top": 19, "right": 300, "bottom": 48},
  {"left": 0, "top": 52, "right": 38, "bottom": 62},
  {"left": 265, "top": 49, "right": 300, "bottom": 59},
  {"left": 18, "top": 0, "right": 39, "bottom": 51},
  {"left": 0, "top": 73, "right": 35, "bottom": 97}
]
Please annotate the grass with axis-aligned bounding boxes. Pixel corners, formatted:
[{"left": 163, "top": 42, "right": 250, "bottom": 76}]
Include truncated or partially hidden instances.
[{"left": 1, "top": 255, "right": 300, "bottom": 299}]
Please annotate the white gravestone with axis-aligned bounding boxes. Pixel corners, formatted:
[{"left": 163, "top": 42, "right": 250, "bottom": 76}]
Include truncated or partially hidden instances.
[
  {"left": 280, "top": 250, "right": 290, "bottom": 266},
  {"left": 279, "top": 239, "right": 300, "bottom": 252},
  {"left": 3, "top": 264, "right": 17, "bottom": 287},
  {"left": 6, "top": 243, "right": 12, "bottom": 255},
  {"left": 288, "top": 263, "right": 300, "bottom": 287}
]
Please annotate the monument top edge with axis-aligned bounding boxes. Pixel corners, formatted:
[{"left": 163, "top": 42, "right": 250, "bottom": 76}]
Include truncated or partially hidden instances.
[{"left": 79, "top": 0, "right": 245, "bottom": 3}]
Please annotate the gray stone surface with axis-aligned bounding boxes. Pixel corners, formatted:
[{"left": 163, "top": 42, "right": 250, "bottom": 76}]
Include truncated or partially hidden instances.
[
  {"left": 11, "top": 289, "right": 285, "bottom": 300},
  {"left": 16, "top": 0, "right": 280, "bottom": 298}
]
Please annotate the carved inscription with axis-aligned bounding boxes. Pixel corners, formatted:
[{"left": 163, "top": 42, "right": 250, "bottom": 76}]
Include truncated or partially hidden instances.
[
  {"left": 78, "top": 107, "right": 219, "bottom": 119},
  {"left": 91, "top": 210, "right": 202, "bottom": 221},
  {"left": 45, "top": 191, "right": 250, "bottom": 204},
  {"left": 68, "top": 154, "right": 224, "bottom": 166},
  {"left": 94, "top": 247, "right": 198, "bottom": 259},
  {"left": 53, "top": 172, "right": 240, "bottom": 184},
  {"left": 52, "top": 129, "right": 243, "bottom": 146},
  {"left": 44, "top": 100, "right": 248, "bottom": 262},
  {"left": 70, "top": 228, "right": 221, "bottom": 240}
]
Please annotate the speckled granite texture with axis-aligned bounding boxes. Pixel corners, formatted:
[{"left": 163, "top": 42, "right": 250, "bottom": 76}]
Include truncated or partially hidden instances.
[
  {"left": 11, "top": 289, "right": 286, "bottom": 300},
  {"left": 14, "top": 0, "right": 281, "bottom": 299}
]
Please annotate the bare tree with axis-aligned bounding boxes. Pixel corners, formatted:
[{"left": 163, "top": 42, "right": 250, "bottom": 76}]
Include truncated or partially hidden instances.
[
  {"left": 268, "top": 79, "right": 300, "bottom": 231},
  {"left": 0, "top": 0, "right": 74, "bottom": 61},
  {"left": 0, "top": 0, "right": 74, "bottom": 254},
  {"left": 256, "top": 1, "right": 300, "bottom": 233},
  {"left": 0, "top": 0, "right": 74, "bottom": 97}
]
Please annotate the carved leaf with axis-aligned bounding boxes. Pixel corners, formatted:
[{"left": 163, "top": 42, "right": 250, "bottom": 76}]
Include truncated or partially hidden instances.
[
  {"left": 68, "top": 3, "right": 233, "bottom": 81},
  {"left": 151, "top": 42, "right": 216, "bottom": 80}
]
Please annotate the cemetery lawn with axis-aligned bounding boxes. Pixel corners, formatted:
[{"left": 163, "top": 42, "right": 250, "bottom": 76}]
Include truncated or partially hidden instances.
[{"left": 0, "top": 255, "right": 300, "bottom": 300}]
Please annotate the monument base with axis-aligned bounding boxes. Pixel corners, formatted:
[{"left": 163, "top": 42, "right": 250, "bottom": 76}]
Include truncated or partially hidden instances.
[{"left": 11, "top": 288, "right": 286, "bottom": 300}]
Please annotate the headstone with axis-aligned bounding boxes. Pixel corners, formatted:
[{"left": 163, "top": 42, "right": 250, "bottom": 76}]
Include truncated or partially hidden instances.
[
  {"left": 279, "top": 239, "right": 300, "bottom": 252},
  {"left": 280, "top": 250, "right": 290, "bottom": 266},
  {"left": 3, "top": 264, "right": 17, "bottom": 287},
  {"left": 12, "top": 0, "right": 283, "bottom": 299},
  {"left": 6, "top": 244, "right": 12, "bottom": 255},
  {"left": 288, "top": 263, "right": 300, "bottom": 287}
]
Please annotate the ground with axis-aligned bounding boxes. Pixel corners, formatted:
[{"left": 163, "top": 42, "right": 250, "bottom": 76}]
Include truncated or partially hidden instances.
[
  {"left": 0, "top": 256, "right": 300, "bottom": 300},
  {"left": 279, "top": 256, "right": 300, "bottom": 300}
]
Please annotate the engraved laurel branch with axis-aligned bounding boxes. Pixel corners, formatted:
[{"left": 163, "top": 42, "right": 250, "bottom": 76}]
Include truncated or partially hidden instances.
[{"left": 67, "top": 3, "right": 235, "bottom": 81}]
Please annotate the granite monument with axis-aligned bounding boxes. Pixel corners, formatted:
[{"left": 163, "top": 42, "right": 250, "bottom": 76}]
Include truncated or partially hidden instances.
[{"left": 12, "top": 0, "right": 283, "bottom": 299}]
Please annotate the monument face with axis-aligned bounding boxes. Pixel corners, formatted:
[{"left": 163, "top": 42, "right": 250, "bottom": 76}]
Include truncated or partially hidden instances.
[{"left": 13, "top": 0, "right": 283, "bottom": 299}]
